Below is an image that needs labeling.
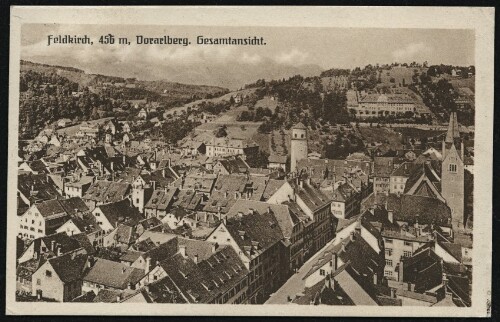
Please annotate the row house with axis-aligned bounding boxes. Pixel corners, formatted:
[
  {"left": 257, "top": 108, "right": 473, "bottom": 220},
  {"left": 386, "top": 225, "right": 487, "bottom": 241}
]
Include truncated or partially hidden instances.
[{"left": 207, "top": 205, "right": 286, "bottom": 304}]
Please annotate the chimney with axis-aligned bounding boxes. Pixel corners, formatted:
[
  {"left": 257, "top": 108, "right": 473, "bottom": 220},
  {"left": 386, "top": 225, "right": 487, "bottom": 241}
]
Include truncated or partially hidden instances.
[
  {"left": 341, "top": 240, "right": 346, "bottom": 252},
  {"left": 388, "top": 210, "right": 394, "bottom": 224},
  {"left": 325, "top": 275, "right": 332, "bottom": 289},
  {"left": 123, "top": 154, "right": 126, "bottom": 165},
  {"left": 390, "top": 288, "right": 396, "bottom": 298},
  {"left": 151, "top": 180, "right": 156, "bottom": 191},
  {"left": 162, "top": 168, "right": 166, "bottom": 178},
  {"left": 56, "top": 246, "right": 62, "bottom": 256},
  {"left": 51, "top": 240, "right": 56, "bottom": 251},
  {"left": 145, "top": 257, "right": 151, "bottom": 273},
  {"left": 194, "top": 254, "right": 199, "bottom": 264},
  {"left": 299, "top": 179, "right": 304, "bottom": 188},
  {"left": 332, "top": 253, "right": 338, "bottom": 270},
  {"left": 373, "top": 273, "right": 378, "bottom": 285},
  {"left": 179, "top": 244, "right": 186, "bottom": 258},
  {"left": 350, "top": 231, "right": 355, "bottom": 242},
  {"left": 116, "top": 294, "right": 122, "bottom": 302},
  {"left": 399, "top": 261, "right": 404, "bottom": 282}
]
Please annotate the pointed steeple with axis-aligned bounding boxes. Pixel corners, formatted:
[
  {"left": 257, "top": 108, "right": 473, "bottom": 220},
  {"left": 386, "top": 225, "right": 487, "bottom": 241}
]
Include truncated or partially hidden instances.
[{"left": 445, "top": 111, "right": 460, "bottom": 143}]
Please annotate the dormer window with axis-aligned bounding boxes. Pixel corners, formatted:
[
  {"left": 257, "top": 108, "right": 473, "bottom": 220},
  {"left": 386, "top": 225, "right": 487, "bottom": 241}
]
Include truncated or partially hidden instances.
[{"left": 449, "top": 164, "right": 457, "bottom": 172}]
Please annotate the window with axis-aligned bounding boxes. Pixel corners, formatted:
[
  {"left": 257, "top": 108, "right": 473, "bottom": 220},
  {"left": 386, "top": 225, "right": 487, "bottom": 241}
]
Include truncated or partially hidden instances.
[
  {"left": 449, "top": 164, "right": 457, "bottom": 172},
  {"left": 385, "top": 238, "right": 393, "bottom": 244},
  {"left": 403, "top": 251, "right": 412, "bottom": 258},
  {"left": 319, "top": 269, "right": 326, "bottom": 276},
  {"left": 46, "top": 270, "right": 52, "bottom": 277},
  {"left": 385, "top": 248, "right": 393, "bottom": 256},
  {"left": 404, "top": 241, "right": 412, "bottom": 247},
  {"left": 36, "top": 279, "right": 41, "bottom": 285},
  {"left": 384, "top": 270, "right": 393, "bottom": 277},
  {"left": 385, "top": 259, "right": 393, "bottom": 267}
]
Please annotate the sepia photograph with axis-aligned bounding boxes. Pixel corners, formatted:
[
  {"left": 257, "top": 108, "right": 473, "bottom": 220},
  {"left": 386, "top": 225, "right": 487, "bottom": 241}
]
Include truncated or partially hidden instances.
[{"left": 7, "top": 6, "right": 494, "bottom": 317}]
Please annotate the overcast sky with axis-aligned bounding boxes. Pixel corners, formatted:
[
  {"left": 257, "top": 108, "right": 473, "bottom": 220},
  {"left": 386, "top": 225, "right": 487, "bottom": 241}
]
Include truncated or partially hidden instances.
[{"left": 20, "top": 24, "right": 475, "bottom": 86}]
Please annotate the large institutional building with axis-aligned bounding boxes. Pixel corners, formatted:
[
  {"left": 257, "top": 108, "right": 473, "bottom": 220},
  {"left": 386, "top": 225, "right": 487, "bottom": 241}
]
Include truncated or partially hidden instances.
[{"left": 350, "top": 92, "right": 416, "bottom": 118}]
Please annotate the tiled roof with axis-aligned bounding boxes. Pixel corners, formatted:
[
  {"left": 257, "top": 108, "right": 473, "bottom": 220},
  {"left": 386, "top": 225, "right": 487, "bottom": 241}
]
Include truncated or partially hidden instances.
[
  {"left": 401, "top": 248, "right": 443, "bottom": 293},
  {"left": 83, "top": 180, "right": 131, "bottom": 203},
  {"left": 145, "top": 188, "right": 178, "bottom": 210},
  {"left": 387, "top": 194, "right": 451, "bottom": 227},
  {"left": 48, "top": 251, "right": 88, "bottom": 283},
  {"left": 18, "top": 173, "right": 61, "bottom": 203},
  {"left": 391, "top": 162, "right": 418, "bottom": 177},
  {"left": 224, "top": 205, "right": 284, "bottom": 259},
  {"left": 226, "top": 200, "right": 295, "bottom": 239},
  {"left": 262, "top": 179, "right": 286, "bottom": 201},
  {"left": 84, "top": 258, "right": 144, "bottom": 290},
  {"left": 158, "top": 246, "right": 249, "bottom": 303},
  {"left": 268, "top": 154, "right": 287, "bottom": 164},
  {"left": 289, "top": 180, "right": 331, "bottom": 212},
  {"left": 97, "top": 199, "right": 144, "bottom": 228}
]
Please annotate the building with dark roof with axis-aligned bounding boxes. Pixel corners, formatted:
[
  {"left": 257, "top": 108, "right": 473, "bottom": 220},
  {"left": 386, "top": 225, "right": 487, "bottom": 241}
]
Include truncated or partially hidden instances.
[
  {"left": 142, "top": 245, "right": 249, "bottom": 304},
  {"left": 18, "top": 173, "right": 62, "bottom": 207},
  {"left": 32, "top": 250, "right": 88, "bottom": 302},
  {"left": 83, "top": 180, "right": 131, "bottom": 210},
  {"left": 207, "top": 203, "right": 286, "bottom": 304},
  {"left": 91, "top": 199, "right": 144, "bottom": 234}
]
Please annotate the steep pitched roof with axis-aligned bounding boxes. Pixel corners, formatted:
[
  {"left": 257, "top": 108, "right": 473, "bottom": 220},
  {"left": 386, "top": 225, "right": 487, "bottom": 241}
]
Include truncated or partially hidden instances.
[
  {"left": 289, "top": 180, "right": 331, "bottom": 212},
  {"left": 224, "top": 205, "right": 284, "bottom": 259},
  {"left": 18, "top": 173, "right": 61, "bottom": 204},
  {"left": 445, "top": 112, "right": 460, "bottom": 143},
  {"left": 226, "top": 200, "right": 295, "bottom": 239},
  {"left": 158, "top": 246, "right": 249, "bottom": 303},
  {"left": 387, "top": 194, "right": 452, "bottom": 227},
  {"left": 48, "top": 251, "right": 88, "bottom": 283},
  {"left": 96, "top": 199, "right": 144, "bottom": 228}
]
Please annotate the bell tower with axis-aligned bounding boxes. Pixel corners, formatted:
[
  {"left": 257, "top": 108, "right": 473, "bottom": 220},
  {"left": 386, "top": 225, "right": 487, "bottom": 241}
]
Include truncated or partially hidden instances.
[
  {"left": 290, "top": 122, "right": 308, "bottom": 173},
  {"left": 441, "top": 111, "right": 465, "bottom": 231}
]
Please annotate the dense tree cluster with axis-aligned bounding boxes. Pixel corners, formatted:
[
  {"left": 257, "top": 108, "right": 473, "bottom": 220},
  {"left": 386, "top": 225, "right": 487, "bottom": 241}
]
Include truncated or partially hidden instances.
[{"left": 19, "top": 70, "right": 119, "bottom": 139}]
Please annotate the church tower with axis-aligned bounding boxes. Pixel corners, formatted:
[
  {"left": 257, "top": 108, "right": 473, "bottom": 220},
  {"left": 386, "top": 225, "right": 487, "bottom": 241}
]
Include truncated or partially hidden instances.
[
  {"left": 441, "top": 111, "right": 465, "bottom": 231},
  {"left": 290, "top": 122, "right": 308, "bottom": 173}
]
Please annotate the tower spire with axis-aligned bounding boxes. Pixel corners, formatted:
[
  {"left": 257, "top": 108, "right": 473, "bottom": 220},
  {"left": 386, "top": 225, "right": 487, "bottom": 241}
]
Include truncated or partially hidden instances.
[{"left": 445, "top": 111, "right": 460, "bottom": 143}]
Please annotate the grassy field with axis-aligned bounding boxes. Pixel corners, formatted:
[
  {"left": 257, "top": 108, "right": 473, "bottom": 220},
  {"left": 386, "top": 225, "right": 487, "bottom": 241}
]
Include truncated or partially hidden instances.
[{"left": 393, "top": 128, "right": 445, "bottom": 141}]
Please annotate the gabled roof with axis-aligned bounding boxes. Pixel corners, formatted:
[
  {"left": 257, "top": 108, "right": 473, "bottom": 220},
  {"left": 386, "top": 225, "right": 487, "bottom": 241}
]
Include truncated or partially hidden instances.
[
  {"left": 84, "top": 258, "right": 144, "bottom": 289},
  {"left": 158, "top": 246, "right": 249, "bottom": 303},
  {"left": 292, "top": 122, "right": 307, "bottom": 130},
  {"left": 289, "top": 180, "right": 331, "bottom": 212},
  {"left": 387, "top": 194, "right": 452, "bottom": 227},
  {"left": 145, "top": 188, "right": 178, "bottom": 210},
  {"left": 96, "top": 199, "right": 144, "bottom": 228},
  {"left": 48, "top": 251, "right": 88, "bottom": 283},
  {"left": 18, "top": 173, "right": 61, "bottom": 203},
  {"left": 226, "top": 200, "right": 295, "bottom": 239},
  {"left": 224, "top": 204, "right": 284, "bottom": 259},
  {"left": 83, "top": 180, "right": 131, "bottom": 204}
]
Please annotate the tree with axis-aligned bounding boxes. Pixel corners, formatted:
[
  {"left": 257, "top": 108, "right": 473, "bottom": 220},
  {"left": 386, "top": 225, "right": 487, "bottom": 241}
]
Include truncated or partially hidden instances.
[
  {"left": 258, "top": 120, "right": 273, "bottom": 133},
  {"left": 246, "top": 150, "right": 269, "bottom": 168},
  {"left": 215, "top": 125, "right": 228, "bottom": 138}
]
